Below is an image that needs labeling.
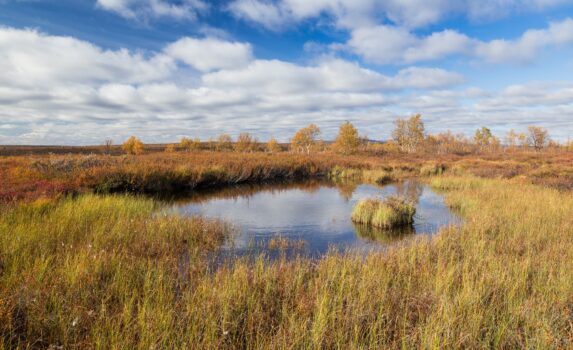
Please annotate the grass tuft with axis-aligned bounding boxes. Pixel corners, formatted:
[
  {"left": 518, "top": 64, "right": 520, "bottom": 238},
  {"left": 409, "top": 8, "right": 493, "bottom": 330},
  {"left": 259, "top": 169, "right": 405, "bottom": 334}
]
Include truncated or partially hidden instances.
[{"left": 351, "top": 196, "right": 416, "bottom": 228}]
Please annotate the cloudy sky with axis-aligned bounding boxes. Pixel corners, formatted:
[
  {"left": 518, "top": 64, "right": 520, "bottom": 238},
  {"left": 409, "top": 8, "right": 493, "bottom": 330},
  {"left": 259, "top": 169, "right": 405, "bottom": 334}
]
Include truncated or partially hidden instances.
[{"left": 1, "top": 0, "right": 573, "bottom": 145}]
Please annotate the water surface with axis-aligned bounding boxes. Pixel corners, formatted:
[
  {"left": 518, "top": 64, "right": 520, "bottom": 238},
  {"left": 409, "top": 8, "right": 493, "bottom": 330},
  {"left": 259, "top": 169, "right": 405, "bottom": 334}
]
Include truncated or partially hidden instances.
[{"left": 172, "top": 179, "right": 460, "bottom": 261}]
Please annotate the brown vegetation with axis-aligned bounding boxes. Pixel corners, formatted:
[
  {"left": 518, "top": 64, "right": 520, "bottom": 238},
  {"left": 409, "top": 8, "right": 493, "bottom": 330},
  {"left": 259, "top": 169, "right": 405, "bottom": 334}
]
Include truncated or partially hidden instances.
[{"left": 2, "top": 147, "right": 573, "bottom": 204}]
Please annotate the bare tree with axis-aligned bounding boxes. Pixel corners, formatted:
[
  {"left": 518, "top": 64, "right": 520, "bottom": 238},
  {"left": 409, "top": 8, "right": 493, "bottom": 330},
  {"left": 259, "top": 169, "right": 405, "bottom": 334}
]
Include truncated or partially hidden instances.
[
  {"left": 527, "top": 126, "right": 549, "bottom": 151},
  {"left": 104, "top": 138, "right": 113, "bottom": 154}
]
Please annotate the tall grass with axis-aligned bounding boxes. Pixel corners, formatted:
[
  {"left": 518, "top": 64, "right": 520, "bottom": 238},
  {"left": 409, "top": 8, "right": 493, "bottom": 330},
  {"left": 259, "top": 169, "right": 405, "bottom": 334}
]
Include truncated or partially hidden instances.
[
  {"left": 0, "top": 195, "right": 230, "bottom": 349},
  {"left": 1, "top": 177, "right": 573, "bottom": 348}
]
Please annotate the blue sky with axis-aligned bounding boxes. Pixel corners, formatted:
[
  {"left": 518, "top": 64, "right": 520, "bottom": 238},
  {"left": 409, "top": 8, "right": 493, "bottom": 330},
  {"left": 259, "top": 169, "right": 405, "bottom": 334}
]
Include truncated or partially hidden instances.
[{"left": 1, "top": 0, "right": 573, "bottom": 144}]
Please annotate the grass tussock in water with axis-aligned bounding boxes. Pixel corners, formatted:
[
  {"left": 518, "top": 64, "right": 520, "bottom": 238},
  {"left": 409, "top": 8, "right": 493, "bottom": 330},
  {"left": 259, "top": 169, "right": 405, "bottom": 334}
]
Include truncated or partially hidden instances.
[
  {"left": 351, "top": 196, "right": 416, "bottom": 229},
  {"left": 2, "top": 177, "right": 573, "bottom": 348}
]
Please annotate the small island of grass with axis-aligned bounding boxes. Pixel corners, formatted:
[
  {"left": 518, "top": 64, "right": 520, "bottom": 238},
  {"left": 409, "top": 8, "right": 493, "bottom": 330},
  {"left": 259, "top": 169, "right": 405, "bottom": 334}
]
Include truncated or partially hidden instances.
[{"left": 351, "top": 196, "right": 416, "bottom": 229}]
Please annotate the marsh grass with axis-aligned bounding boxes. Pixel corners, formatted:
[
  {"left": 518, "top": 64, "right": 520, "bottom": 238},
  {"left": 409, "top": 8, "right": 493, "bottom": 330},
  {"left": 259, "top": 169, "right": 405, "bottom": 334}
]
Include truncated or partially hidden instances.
[
  {"left": 0, "top": 195, "right": 230, "bottom": 349},
  {"left": 419, "top": 163, "right": 446, "bottom": 176},
  {"left": 329, "top": 166, "right": 398, "bottom": 187},
  {"left": 4, "top": 150, "right": 573, "bottom": 203},
  {"left": 352, "top": 196, "right": 416, "bottom": 229},
  {"left": 267, "top": 237, "right": 307, "bottom": 251},
  {"left": 1, "top": 176, "right": 573, "bottom": 348}
]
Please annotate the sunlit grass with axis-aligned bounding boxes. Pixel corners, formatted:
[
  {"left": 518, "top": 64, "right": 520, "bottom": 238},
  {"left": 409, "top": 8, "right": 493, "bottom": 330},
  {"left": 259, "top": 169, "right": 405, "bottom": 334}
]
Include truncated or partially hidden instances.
[
  {"left": 352, "top": 196, "right": 416, "bottom": 229},
  {"left": 1, "top": 176, "right": 573, "bottom": 348},
  {"left": 3, "top": 150, "right": 573, "bottom": 202},
  {"left": 0, "top": 195, "right": 230, "bottom": 348}
]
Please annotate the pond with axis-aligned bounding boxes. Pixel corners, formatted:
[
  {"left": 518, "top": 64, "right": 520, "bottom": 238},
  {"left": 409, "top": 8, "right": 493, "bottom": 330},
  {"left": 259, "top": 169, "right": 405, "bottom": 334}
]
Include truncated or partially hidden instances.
[{"left": 171, "top": 179, "right": 460, "bottom": 261}]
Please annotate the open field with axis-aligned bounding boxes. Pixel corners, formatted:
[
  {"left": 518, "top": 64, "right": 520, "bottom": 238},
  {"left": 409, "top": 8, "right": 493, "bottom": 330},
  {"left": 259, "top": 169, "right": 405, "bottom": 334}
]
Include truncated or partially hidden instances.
[{"left": 1, "top": 150, "right": 573, "bottom": 348}]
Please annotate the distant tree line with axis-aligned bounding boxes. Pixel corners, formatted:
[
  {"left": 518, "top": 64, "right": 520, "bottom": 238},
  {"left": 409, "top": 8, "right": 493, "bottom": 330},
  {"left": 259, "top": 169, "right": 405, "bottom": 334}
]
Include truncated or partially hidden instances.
[{"left": 118, "top": 115, "right": 571, "bottom": 155}]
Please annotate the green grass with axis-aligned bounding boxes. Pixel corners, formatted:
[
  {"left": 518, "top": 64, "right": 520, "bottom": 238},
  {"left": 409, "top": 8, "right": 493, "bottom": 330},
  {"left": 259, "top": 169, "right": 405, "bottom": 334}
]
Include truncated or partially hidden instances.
[
  {"left": 351, "top": 196, "right": 416, "bottom": 229},
  {"left": 1, "top": 176, "right": 573, "bottom": 348}
]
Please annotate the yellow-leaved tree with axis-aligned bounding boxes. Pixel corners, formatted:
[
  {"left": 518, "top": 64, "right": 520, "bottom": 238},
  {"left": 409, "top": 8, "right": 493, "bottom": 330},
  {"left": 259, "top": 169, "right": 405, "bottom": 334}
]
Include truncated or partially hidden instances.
[
  {"left": 291, "top": 124, "right": 320, "bottom": 154},
  {"left": 122, "top": 136, "right": 144, "bottom": 155},
  {"left": 215, "top": 134, "right": 233, "bottom": 151},
  {"left": 234, "top": 133, "right": 257, "bottom": 153},
  {"left": 267, "top": 137, "right": 281, "bottom": 153},
  {"left": 334, "top": 121, "right": 360, "bottom": 155},
  {"left": 179, "top": 137, "right": 201, "bottom": 152}
]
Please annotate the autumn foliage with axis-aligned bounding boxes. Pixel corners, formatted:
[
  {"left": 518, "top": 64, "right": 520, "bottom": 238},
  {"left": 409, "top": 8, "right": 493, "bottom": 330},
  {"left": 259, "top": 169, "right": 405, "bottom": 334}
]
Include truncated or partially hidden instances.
[
  {"left": 334, "top": 121, "right": 360, "bottom": 155},
  {"left": 291, "top": 124, "right": 320, "bottom": 154},
  {"left": 122, "top": 136, "right": 144, "bottom": 155}
]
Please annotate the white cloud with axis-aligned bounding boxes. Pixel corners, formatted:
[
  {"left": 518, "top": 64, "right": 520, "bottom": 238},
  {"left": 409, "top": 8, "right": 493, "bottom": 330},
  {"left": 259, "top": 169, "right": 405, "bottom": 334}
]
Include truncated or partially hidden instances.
[
  {"left": 228, "top": 0, "right": 571, "bottom": 30},
  {"left": 202, "top": 59, "right": 463, "bottom": 93},
  {"left": 96, "top": 0, "right": 208, "bottom": 20},
  {"left": 476, "top": 82, "right": 573, "bottom": 110},
  {"left": 0, "top": 27, "right": 175, "bottom": 87},
  {"left": 474, "top": 18, "right": 573, "bottom": 62},
  {"left": 392, "top": 67, "right": 465, "bottom": 89},
  {"left": 227, "top": 0, "right": 290, "bottom": 30},
  {"left": 345, "top": 18, "right": 573, "bottom": 64},
  {"left": 1, "top": 26, "right": 572, "bottom": 145},
  {"left": 165, "top": 37, "right": 253, "bottom": 72}
]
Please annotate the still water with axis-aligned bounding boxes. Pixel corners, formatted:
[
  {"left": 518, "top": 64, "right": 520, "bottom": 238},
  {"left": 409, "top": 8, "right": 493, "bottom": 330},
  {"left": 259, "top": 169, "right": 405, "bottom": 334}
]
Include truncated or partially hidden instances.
[{"left": 172, "top": 180, "right": 460, "bottom": 260}]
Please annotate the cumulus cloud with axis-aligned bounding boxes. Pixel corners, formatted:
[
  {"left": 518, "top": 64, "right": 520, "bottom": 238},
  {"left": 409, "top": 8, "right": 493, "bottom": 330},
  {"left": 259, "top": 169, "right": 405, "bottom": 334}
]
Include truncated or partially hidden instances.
[
  {"left": 345, "top": 18, "right": 573, "bottom": 64},
  {"left": 96, "top": 0, "right": 208, "bottom": 20},
  {"left": 474, "top": 18, "right": 573, "bottom": 62},
  {"left": 0, "top": 26, "right": 468, "bottom": 144},
  {"left": 1, "top": 26, "right": 572, "bottom": 145},
  {"left": 202, "top": 60, "right": 463, "bottom": 93},
  {"left": 476, "top": 82, "right": 573, "bottom": 110},
  {"left": 165, "top": 37, "right": 253, "bottom": 72},
  {"left": 228, "top": 0, "right": 571, "bottom": 30},
  {"left": 0, "top": 27, "right": 175, "bottom": 87},
  {"left": 227, "top": 0, "right": 291, "bottom": 30}
]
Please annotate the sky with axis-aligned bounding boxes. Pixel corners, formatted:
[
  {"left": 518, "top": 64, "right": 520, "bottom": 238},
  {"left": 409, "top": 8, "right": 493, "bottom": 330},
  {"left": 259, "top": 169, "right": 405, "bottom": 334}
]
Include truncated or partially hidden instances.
[{"left": 1, "top": 0, "right": 573, "bottom": 145}]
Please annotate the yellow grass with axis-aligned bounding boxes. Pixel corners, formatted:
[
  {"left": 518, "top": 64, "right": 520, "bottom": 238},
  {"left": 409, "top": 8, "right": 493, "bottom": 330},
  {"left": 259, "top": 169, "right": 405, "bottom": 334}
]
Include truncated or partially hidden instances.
[
  {"left": 351, "top": 196, "right": 416, "bottom": 228},
  {"left": 1, "top": 160, "right": 573, "bottom": 348}
]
